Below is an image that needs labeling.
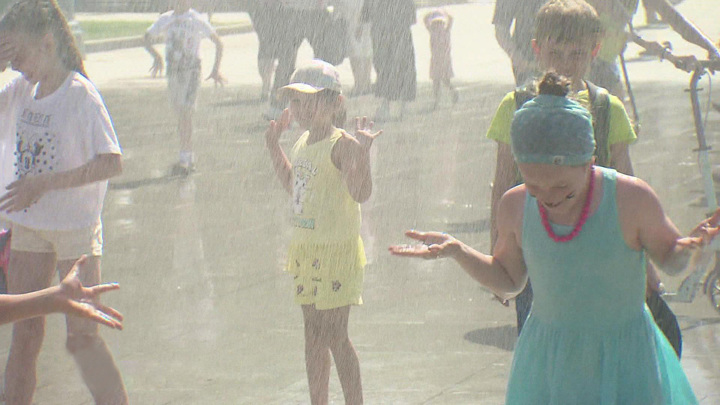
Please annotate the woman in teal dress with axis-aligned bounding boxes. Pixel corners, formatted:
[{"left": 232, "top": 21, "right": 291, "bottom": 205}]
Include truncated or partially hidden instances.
[{"left": 390, "top": 72, "right": 714, "bottom": 404}]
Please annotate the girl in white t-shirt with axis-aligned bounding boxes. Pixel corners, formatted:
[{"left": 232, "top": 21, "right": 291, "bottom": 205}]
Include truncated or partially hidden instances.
[{"left": 0, "top": 1, "right": 128, "bottom": 404}]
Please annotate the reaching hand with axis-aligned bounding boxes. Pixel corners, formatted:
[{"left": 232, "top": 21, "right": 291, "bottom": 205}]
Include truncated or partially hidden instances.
[
  {"left": 389, "top": 230, "right": 458, "bottom": 259},
  {"left": 353, "top": 116, "right": 382, "bottom": 152},
  {"left": 206, "top": 70, "right": 227, "bottom": 88},
  {"left": 149, "top": 55, "right": 164, "bottom": 78},
  {"left": 0, "top": 175, "right": 50, "bottom": 213},
  {"left": 265, "top": 108, "right": 292, "bottom": 147},
  {"left": 56, "top": 256, "right": 123, "bottom": 330},
  {"left": 681, "top": 208, "right": 720, "bottom": 248}
]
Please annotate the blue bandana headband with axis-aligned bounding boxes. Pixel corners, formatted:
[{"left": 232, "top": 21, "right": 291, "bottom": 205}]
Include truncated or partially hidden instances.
[{"left": 510, "top": 95, "right": 595, "bottom": 166}]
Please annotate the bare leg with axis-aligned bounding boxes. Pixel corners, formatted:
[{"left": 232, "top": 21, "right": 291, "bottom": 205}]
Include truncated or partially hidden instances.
[
  {"left": 176, "top": 108, "right": 194, "bottom": 170},
  {"left": 432, "top": 80, "right": 441, "bottom": 110},
  {"left": 4, "top": 251, "right": 56, "bottom": 405},
  {"left": 325, "top": 306, "right": 363, "bottom": 405},
  {"left": 444, "top": 78, "right": 458, "bottom": 104},
  {"left": 350, "top": 57, "right": 372, "bottom": 96},
  {"left": 302, "top": 305, "right": 331, "bottom": 405},
  {"left": 178, "top": 110, "right": 193, "bottom": 157},
  {"left": 357, "top": 58, "right": 373, "bottom": 94},
  {"left": 58, "top": 256, "right": 128, "bottom": 405},
  {"left": 374, "top": 99, "right": 390, "bottom": 122},
  {"left": 258, "top": 57, "right": 276, "bottom": 102}
]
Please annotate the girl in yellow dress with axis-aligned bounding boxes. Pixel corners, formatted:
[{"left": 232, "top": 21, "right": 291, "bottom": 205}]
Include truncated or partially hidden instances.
[{"left": 265, "top": 59, "right": 381, "bottom": 405}]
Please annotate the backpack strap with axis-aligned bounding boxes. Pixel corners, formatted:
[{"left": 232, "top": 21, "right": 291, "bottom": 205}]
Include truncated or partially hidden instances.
[
  {"left": 512, "top": 89, "right": 537, "bottom": 185},
  {"left": 585, "top": 80, "right": 611, "bottom": 167},
  {"left": 514, "top": 88, "right": 536, "bottom": 110}
]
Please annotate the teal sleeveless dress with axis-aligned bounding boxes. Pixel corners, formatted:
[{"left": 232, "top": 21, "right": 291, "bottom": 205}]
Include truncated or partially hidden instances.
[{"left": 506, "top": 167, "right": 697, "bottom": 404}]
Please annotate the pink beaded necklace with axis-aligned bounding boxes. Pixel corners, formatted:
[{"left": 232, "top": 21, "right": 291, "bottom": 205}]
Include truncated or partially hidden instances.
[{"left": 537, "top": 167, "right": 595, "bottom": 243}]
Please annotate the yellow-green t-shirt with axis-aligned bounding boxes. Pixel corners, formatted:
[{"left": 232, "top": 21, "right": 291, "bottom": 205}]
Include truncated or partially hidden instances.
[
  {"left": 597, "top": 13, "right": 629, "bottom": 63},
  {"left": 485, "top": 89, "right": 637, "bottom": 161}
]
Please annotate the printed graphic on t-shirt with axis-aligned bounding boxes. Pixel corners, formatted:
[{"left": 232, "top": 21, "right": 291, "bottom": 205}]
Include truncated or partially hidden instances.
[
  {"left": 293, "top": 172, "right": 309, "bottom": 215},
  {"left": 164, "top": 17, "right": 206, "bottom": 72},
  {"left": 292, "top": 158, "right": 318, "bottom": 230},
  {"left": 14, "top": 108, "right": 57, "bottom": 178}
]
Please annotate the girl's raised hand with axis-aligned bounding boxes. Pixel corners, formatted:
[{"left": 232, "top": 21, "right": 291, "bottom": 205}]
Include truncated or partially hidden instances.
[
  {"left": 265, "top": 108, "right": 292, "bottom": 147},
  {"left": 389, "top": 230, "right": 458, "bottom": 259},
  {"left": 354, "top": 116, "right": 382, "bottom": 151},
  {"left": 56, "top": 256, "right": 123, "bottom": 330}
]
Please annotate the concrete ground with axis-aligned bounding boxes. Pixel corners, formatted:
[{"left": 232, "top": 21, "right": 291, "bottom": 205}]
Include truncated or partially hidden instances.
[{"left": 0, "top": 1, "right": 718, "bottom": 404}]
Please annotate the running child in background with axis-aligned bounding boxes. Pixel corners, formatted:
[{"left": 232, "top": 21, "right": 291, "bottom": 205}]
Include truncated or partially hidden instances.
[
  {"left": 0, "top": 1, "right": 128, "bottom": 403},
  {"left": 423, "top": 8, "right": 458, "bottom": 109},
  {"left": 265, "top": 60, "right": 381, "bottom": 405},
  {"left": 145, "top": 0, "right": 226, "bottom": 175}
]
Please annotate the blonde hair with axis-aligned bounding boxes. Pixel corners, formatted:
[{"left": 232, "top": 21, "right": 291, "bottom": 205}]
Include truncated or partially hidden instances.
[
  {"left": 535, "top": 0, "right": 603, "bottom": 45},
  {"left": 1, "top": 0, "right": 87, "bottom": 77}
]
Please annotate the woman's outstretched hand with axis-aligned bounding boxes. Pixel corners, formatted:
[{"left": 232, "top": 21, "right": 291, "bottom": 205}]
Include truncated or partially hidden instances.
[
  {"left": 389, "top": 230, "right": 458, "bottom": 259},
  {"left": 56, "top": 256, "right": 124, "bottom": 330}
]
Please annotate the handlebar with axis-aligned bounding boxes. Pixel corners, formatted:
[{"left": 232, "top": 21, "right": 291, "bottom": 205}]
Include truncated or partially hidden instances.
[{"left": 630, "top": 33, "right": 720, "bottom": 73}]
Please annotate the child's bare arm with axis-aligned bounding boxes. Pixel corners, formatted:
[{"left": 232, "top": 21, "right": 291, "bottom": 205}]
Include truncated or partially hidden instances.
[
  {"left": 0, "top": 256, "right": 123, "bottom": 329},
  {"left": 390, "top": 190, "right": 527, "bottom": 298},
  {"left": 0, "top": 153, "right": 122, "bottom": 213},
  {"left": 423, "top": 12, "right": 433, "bottom": 29},
  {"left": 207, "top": 33, "right": 226, "bottom": 86},
  {"left": 143, "top": 33, "right": 164, "bottom": 77},
  {"left": 333, "top": 118, "right": 381, "bottom": 203},
  {"left": 609, "top": 143, "right": 634, "bottom": 176},
  {"left": 265, "top": 109, "right": 293, "bottom": 194}
]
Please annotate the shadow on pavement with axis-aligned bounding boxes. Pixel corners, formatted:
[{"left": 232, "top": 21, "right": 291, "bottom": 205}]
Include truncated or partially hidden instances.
[{"left": 464, "top": 324, "right": 517, "bottom": 351}]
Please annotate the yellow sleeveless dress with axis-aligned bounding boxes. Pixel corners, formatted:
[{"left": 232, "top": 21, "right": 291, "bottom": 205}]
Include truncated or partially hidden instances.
[{"left": 287, "top": 129, "right": 366, "bottom": 309}]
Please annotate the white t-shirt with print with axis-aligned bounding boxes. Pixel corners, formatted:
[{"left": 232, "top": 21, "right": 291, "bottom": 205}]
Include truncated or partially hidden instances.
[
  {"left": 0, "top": 72, "right": 121, "bottom": 230},
  {"left": 146, "top": 9, "right": 216, "bottom": 68}
]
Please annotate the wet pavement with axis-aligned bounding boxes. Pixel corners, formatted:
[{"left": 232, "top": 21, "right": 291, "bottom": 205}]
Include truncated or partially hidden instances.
[{"left": 0, "top": 1, "right": 719, "bottom": 404}]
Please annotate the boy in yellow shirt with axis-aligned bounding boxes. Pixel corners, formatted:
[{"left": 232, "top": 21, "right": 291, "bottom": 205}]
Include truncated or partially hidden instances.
[{"left": 487, "top": 1, "right": 677, "bottom": 354}]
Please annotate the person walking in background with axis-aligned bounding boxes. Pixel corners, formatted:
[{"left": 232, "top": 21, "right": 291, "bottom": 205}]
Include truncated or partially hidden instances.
[
  {"left": 492, "top": 0, "right": 546, "bottom": 87},
  {"left": 263, "top": 0, "right": 328, "bottom": 121},
  {"left": 361, "top": 0, "right": 417, "bottom": 122},
  {"left": 334, "top": 0, "right": 373, "bottom": 97},
  {"left": 424, "top": 8, "right": 458, "bottom": 109},
  {"left": 248, "top": 0, "right": 283, "bottom": 102},
  {"left": 145, "top": 0, "right": 226, "bottom": 175}
]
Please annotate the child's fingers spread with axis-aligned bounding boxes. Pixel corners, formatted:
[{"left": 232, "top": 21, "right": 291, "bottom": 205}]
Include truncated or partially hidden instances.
[
  {"left": 89, "top": 283, "right": 120, "bottom": 296},
  {"left": 96, "top": 303, "right": 124, "bottom": 322}
]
